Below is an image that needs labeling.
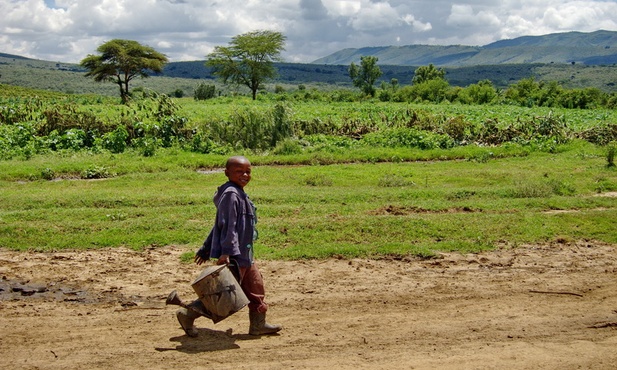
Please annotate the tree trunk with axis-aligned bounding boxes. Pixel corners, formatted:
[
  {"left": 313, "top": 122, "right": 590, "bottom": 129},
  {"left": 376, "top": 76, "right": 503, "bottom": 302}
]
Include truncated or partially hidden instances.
[{"left": 117, "top": 82, "right": 128, "bottom": 104}]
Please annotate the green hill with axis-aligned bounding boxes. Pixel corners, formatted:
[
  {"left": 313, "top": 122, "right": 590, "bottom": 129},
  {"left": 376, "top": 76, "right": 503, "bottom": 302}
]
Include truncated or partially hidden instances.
[{"left": 313, "top": 30, "right": 617, "bottom": 66}]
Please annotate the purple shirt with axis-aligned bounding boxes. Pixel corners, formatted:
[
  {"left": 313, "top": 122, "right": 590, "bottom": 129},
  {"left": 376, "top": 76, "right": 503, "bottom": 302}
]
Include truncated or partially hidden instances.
[{"left": 208, "top": 181, "right": 257, "bottom": 267}]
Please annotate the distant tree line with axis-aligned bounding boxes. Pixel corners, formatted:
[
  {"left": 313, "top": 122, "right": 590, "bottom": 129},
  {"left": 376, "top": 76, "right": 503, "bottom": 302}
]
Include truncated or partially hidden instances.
[{"left": 342, "top": 57, "right": 616, "bottom": 109}]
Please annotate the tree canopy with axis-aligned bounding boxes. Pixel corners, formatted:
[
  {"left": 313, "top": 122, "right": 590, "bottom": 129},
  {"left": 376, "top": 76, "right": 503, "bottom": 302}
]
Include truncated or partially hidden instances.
[
  {"left": 206, "top": 30, "right": 286, "bottom": 100},
  {"left": 412, "top": 64, "right": 446, "bottom": 85},
  {"left": 80, "top": 39, "right": 168, "bottom": 103},
  {"left": 349, "top": 56, "right": 382, "bottom": 97}
]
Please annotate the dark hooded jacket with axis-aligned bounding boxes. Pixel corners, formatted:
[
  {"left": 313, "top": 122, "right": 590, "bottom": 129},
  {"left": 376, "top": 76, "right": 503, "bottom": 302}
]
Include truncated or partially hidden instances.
[{"left": 206, "top": 181, "right": 257, "bottom": 267}]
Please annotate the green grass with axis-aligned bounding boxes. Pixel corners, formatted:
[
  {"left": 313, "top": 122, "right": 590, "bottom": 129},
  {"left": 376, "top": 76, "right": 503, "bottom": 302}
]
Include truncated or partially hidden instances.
[{"left": 1, "top": 141, "right": 615, "bottom": 259}]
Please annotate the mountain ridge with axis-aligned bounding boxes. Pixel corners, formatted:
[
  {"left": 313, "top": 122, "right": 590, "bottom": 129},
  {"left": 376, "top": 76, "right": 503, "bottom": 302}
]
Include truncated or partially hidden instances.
[{"left": 313, "top": 30, "right": 617, "bottom": 66}]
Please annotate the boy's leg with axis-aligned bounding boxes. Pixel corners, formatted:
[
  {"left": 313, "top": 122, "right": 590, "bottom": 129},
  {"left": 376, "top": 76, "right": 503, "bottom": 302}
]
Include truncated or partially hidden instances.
[
  {"left": 237, "top": 263, "right": 268, "bottom": 313},
  {"left": 237, "top": 262, "right": 282, "bottom": 335},
  {"left": 176, "top": 299, "right": 214, "bottom": 337}
]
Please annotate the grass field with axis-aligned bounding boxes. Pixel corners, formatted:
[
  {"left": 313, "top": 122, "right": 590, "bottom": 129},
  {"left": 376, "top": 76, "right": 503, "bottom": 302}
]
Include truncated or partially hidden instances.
[{"left": 1, "top": 140, "right": 615, "bottom": 259}]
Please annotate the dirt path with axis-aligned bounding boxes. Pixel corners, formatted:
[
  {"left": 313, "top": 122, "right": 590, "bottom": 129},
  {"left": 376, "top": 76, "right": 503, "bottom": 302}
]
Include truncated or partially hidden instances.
[{"left": 1, "top": 242, "right": 616, "bottom": 369}]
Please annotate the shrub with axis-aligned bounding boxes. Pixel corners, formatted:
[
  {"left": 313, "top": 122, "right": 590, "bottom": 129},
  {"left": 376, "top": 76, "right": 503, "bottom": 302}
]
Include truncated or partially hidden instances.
[
  {"left": 101, "top": 126, "right": 129, "bottom": 153},
  {"left": 607, "top": 142, "right": 616, "bottom": 168},
  {"left": 132, "top": 137, "right": 158, "bottom": 157},
  {"left": 273, "top": 138, "right": 303, "bottom": 155},
  {"left": 41, "top": 167, "right": 55, "bottom": 180},
  {"left": 194, "top": 83, "right": 216, "bottom": 100},
  {"left": 81, "top": 165, "right": 114, "bottom": 179}
]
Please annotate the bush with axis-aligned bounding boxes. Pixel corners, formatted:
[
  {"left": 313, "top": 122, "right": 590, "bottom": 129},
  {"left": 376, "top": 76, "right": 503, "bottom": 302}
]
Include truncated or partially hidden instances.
[
  {"left": 81, "top": 165, "right": 114, "bottom": 179},
  {"left": 190, "top": 132, "right": 215, "bottom": 154},
  {"left": 273, "top": 138, "right": 303, "bottom": 155},
  {"left": 194, "top": 83, "right": 216, "bottom": 100},
  {"left": 101, "top": 126, "right": 129, "bottom": 153},
  {"left": 607, "top": 142, "right": 616, "bottom": 168}
]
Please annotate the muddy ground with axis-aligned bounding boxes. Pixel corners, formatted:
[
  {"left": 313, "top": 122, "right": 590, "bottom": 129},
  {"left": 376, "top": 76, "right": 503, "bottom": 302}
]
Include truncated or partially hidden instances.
[{"left": 1, "top": 242, "right": 616, "bottom": 370}]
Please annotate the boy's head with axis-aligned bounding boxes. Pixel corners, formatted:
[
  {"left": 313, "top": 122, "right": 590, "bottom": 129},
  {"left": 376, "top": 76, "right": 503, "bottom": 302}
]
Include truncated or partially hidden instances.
[{"left": 225, "top": 156, "right": 252, "bottom": 189}]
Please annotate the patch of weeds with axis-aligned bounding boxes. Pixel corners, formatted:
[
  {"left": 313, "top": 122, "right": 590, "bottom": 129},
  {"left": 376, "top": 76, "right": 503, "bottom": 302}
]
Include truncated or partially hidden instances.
[
  {"left": 507, "top": 180, "right": 553, "bottom": 198},
  {"left": 594, "top": 176, "right": 617, "bottom": 193},
  {"left": 41, "top": 167, "right": 55, "bottom": 180},
  {"left": 133, "top": 137, "right": 159, "bottom": 157},
  {"left": 446, "top": 190, "right": 477, "bottom": 200},
  {"left": 507, "top": 178, "right": 575, "bottom": 198},
  {"left": 302, "top": 173, "right": 333, "bottom": 186},
  {"left": 106, "top": 212, "right": 127, "bottom": 221},
  {"left": 607, "top": 142, "right": 616, "bottom": 168},
  {"left": 81, "top": 165, "right": 115, "bottom": 179},
  {"left": 548, "top": 179, "right": 576, "bottom": 196},
  {"left": 468, "top": 151, "right": 493, "bottom": 163},
  {"left": 575, "top": 151, "right": 599, "bottom": 160},
  {"left": 412, "top": 247, "right": 438, "bottom": 259},
  {"left": 180, "top": 251, "right": 195, "bottom": 264},
  {"left": 273, "top": 138, "right": 303, "bottom": 155},
  {"left": 378, "top": 173, "right": 415, "bottom": 187}
]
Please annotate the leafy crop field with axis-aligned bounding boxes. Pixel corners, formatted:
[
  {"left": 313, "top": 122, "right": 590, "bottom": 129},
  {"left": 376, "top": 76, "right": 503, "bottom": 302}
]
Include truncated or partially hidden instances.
[{"left": 1, "top": 85, "right": 616, "bottom": 257}]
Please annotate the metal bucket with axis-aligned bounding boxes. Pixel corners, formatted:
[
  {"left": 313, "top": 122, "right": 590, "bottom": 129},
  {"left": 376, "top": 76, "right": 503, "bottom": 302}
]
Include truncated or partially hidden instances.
[{"left": 191, "top": 265, "right": 249, "bottom": 323}]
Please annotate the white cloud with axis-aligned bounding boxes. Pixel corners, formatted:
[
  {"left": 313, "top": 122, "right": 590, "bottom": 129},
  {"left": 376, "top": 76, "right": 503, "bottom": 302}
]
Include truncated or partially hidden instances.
[
  {"left": 447, "top": 4, "right": 501, "bottom": 28},
  {"left": 402, "top": 14, "right": 432, "bottom": 32},
  {"left": 348, "top": 2, "right": 400, "bottom": 32},
  {"left": 0, "top": 0, "right": 616, "bottom": 63}
]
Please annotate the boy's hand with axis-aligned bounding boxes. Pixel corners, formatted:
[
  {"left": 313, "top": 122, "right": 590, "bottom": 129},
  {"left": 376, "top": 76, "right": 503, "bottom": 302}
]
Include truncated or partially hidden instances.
[
  {"left": 194, "top": 254, "right": 207, "bottom": 265},
  {"left": 217, "top": 254, "right": 230, "bottom": 265}
]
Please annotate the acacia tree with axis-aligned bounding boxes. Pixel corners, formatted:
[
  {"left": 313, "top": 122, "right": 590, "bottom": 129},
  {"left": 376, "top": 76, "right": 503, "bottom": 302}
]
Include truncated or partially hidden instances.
[
  {"left": 412, "top": 63, "right": 446, "bottom": 85},
  {"left": 349, "top": 56, "right": 382, "bottom": 97},
  {"left": 206, "top": 30, "right": 286, "bottom": 100},
  {"left": 80, "top": 39, "right": 168, "bottom": 103}
]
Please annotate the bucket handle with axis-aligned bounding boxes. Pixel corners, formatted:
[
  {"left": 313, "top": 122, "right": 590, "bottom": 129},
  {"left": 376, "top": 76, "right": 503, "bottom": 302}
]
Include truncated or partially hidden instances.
[{"left": 198, "top": 284, "right": 239, "bottom": 299}]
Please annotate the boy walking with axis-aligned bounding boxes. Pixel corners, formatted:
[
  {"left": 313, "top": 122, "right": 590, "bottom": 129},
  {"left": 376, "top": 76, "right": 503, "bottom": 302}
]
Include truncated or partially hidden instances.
[{"left": 175, "top": 156, "right": 282, "bottom": 337}]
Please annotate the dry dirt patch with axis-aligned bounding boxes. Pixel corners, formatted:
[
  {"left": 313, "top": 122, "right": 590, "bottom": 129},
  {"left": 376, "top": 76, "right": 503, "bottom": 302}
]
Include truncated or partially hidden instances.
[{"left": 1, "top": 242, "right": 616, "bottom": 369}]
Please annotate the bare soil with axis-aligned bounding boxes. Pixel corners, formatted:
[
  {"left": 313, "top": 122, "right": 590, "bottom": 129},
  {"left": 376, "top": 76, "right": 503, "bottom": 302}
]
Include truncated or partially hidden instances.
[{"left": 1, "top": 242, "right": 616, "bottom": 369}]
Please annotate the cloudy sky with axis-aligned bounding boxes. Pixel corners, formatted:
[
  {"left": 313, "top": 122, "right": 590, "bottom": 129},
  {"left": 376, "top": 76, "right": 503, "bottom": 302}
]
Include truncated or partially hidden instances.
[{"left": 1, "top": 0, "right": 617, "bottom": 64}]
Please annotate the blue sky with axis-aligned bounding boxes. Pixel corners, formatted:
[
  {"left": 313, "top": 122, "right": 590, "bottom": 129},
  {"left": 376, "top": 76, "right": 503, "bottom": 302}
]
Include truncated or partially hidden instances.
[{"left": 2, "top": 0, "right": 617, "bottom": 63}]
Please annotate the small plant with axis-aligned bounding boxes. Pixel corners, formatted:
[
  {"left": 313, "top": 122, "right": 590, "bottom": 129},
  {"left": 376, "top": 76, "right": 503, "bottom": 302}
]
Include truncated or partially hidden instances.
[
  {"left": 194, "top": 83, "right": 216, "bottom": 100},
  {"left": 190, "top": 132, "right": 214, "bottom": 154},
  {"left": 106, "top": 212, "right": 127, "bottom": 221},
  {"left": 41, "top": 167, "right": 55, "bottom": 180},
  {"left": 468, "top": 151, "right": 493, "bottom": 163},
  {"left": 272, "top": 138, "right": 302, "bottom": 155},
  {"left": 180, "top": 251, "right": 195, "bottom": 264},
  {"left": 447, "top": 190, "right": 477, "bottom": 200},
  {"left": 101, "top": 126, "right": 129, "bottom": 154},
  {"left": 81, "top": 165, "right": 113, "bottom": 179},
  {"left": 508, "top": 180, "right": 553, "bottom": 198},
  {"left": 607, "top": 142, "right": 616, "bottom": 168},
  {"left": 548, "top": 179, "right": 576, "bottom": 196},
  {"left": 594, "top": 176, "right": 617, "bottom": 193},
  {"left": 378, "top": 173, "right": 415, "bottom": 187},
  {"left": 302, "top": 173, "right": 333, "bottom": 186}
]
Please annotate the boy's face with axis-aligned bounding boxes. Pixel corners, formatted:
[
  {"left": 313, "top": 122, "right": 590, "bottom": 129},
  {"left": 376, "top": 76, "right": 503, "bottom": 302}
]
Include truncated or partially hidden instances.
[{"left": 225, "top": 162, "right": 252, "bottom": 189}]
